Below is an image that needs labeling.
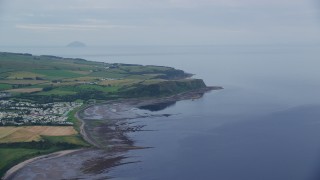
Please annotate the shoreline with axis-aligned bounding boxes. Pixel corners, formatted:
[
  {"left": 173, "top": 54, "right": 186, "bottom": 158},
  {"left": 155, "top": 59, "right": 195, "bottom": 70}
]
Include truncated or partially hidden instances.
[
  {"left": 76, "top": 108, "right": 101, "bottom": 148},
  {"left": 2, "top": 149, "right": 86, "bottom": 180},
  {"left": 80, "top": 86, "right": 222, "bottom": 113},
  {"left": 2, "top": 86, "right": 222, "bottom": 179},
  {"left": 76, "top": 86, "right": 221, "bottom": 150}
]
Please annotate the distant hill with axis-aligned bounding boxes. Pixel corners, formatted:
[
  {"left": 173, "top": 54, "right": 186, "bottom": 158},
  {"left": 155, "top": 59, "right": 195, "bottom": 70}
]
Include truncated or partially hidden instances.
[{"left": 67, "top": 41, "right": 86, "bottom": 48}]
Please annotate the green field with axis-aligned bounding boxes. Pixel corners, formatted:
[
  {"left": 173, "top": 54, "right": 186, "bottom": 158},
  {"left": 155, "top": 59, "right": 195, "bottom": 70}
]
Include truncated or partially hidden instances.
[
  {"left": 0, "top": 84, "right": 11, "bottom": 91},
  {"left": 66, "top": 105, "right": 83, "bottom": 133},
  {"left": 42, "top": 135, "right": 89, "bottom": 147},
  {"left": 36, "top": 89, "right": 77, "bottom": 96},
  {"left": 0, "top": 148, "right": 50, "bottom": 177},
  {"left": 7, "top": 71, "right": 43, "bottom": 79},
  {"left": 0, "top": 134, "right": 89, "bottom": 178},
  {"left": 0, "top": 80, "right": 48, "bottom": 85},
  {"left": 31, "top": 69, "right": 85, "bottom": 79}
]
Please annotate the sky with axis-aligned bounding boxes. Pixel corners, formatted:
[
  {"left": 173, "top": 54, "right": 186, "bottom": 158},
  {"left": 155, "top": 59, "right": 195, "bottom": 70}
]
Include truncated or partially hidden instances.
[{"left": 0, "top": 0, "right": 319, "bottom": 46}]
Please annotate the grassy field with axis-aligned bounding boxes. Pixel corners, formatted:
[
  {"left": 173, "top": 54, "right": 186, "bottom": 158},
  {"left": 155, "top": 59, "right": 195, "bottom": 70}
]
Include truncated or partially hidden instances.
[
  {"left": 66, "top": 106, "right": 83, "bottom": 133},
  {"left": 0, "top": 125, "right": 88, "bottom": 178},
  {"left": 0, "top": 126, "right": 77, "bottom": 143},
  {"left": 0, "top": 147, "right": 57, "bottom": 178},
  {"left": 36, "top": 89, "right": 77, "bottom": 96},
  {"left": 88, "top": 71, "right": 127, "bottom": 79},
  {"left": 52, "top": 84, "right": 120, "bottom": 93},
  {"left": 0, "top": 80, "right": 48, "bottom": 85},
  {"left": 7, "top": 71, "right": 44, "bottom": 79},
  {"left": 0, "top": 134, "right": 89, "bottom": 178},
  {"left": 31, "top": 69, "right": 85, "bottom": 79},
  {"left": 98, "top": 79, "right": 141, "bottom": 86},
  {"left": 0, "top": 84, "right": 12, "bottom": 91},
  {"left": 42, "top": 135, "right": 89, "bottom": 147},
  {"left": 5, "top": 88, "right": 42, "bottom": 93}
]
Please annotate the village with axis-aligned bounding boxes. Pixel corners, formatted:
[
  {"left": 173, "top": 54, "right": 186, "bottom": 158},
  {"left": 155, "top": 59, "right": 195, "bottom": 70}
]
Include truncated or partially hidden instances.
[{"left": 0, "top": 100, "right": 82, "bottom": 126}]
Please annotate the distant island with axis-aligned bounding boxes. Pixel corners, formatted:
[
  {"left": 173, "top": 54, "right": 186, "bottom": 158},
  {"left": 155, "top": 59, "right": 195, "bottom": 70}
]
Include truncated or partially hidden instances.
[
  {"left": 0, "top": 52, "right": 221, "bottom": 179},
  {"left": 66, "top": 41, "right": 86, "bottom": 48}
]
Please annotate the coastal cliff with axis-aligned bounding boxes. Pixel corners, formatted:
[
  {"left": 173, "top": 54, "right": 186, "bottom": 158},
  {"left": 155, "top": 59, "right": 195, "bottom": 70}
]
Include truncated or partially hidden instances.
[{"left": 122, "top": 79, "right": 208, "bottom": 97}]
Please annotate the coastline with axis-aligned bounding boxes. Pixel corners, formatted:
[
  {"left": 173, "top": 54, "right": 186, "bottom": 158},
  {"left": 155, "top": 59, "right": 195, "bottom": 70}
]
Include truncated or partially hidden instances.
[
  {"left": 77, "top": 86, "right": 221, "bottom": 150},
  {"left": 76, "top": 108, "right": 101, "bottom": 148},
  {"left": 80, "top": 86, "right": 222, "bottom": 114},
  {"left": 2, "top": 149, "right": 85, "bottom": 180},
  {"left": 2, "top": 86, "right": 222, "bottom": 179}
]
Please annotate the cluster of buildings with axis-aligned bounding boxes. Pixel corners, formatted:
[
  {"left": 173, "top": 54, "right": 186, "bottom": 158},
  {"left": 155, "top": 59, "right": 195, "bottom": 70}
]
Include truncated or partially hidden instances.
[
  {"left": 0, "top": 100, "right": 82, "bottom": 126},
  {"left": 0, "top": 92, "right": 11, "bottom": 99}
]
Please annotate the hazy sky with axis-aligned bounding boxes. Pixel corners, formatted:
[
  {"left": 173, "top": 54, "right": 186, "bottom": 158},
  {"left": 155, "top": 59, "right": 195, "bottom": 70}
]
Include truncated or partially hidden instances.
[{"left": 0, "top": 0, "right": 319, "bottom": 46}]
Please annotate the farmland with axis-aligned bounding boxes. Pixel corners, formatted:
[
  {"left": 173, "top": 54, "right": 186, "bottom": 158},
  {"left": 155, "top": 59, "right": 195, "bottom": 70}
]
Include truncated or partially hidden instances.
[
  {"left": 5, "top": 88, "right": 42, "bottom": 93},
  {"left": 0, "top": 84, "right": 11, "bottom": 91},
  {"left": 0, "top": 135, "right": 89, "bottom": 177},
  {"left": 0, "top": 125, "right": 89, "bottom": 177},
  {"left": 0, "top": 126, "right": 77, "bottom": 143}
]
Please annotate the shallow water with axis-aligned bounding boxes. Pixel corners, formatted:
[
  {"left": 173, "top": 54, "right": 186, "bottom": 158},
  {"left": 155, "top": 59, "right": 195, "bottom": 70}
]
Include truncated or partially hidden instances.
[{"left": 3, "top": 45, "right": 320, "bottom": 180}]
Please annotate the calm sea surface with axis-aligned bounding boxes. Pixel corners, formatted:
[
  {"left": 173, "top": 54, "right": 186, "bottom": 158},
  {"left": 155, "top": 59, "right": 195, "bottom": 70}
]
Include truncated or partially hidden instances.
[{"left": 2, "top": 45, "right": 320, "bottom": 180}]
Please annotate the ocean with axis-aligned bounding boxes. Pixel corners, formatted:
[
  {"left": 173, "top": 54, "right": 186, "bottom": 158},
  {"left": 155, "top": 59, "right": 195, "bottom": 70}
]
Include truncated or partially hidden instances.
[{"left": 2, "top": 45, "right": 320, "bottom": 179}]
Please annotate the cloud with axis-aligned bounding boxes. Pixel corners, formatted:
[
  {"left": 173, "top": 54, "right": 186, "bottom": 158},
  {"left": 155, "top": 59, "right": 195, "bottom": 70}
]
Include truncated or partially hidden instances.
[
  {"left": 65, "top": 0, "right": 310, "bottom": 9},
  {"left": 15, "top": 23, "right": 136, "bottom": 31},
  {"left": 2, "top": 0, "right": 310, "bottom": 11},
  {"left": 1, "top": 0, "right": 319, "bottom": 46}
]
